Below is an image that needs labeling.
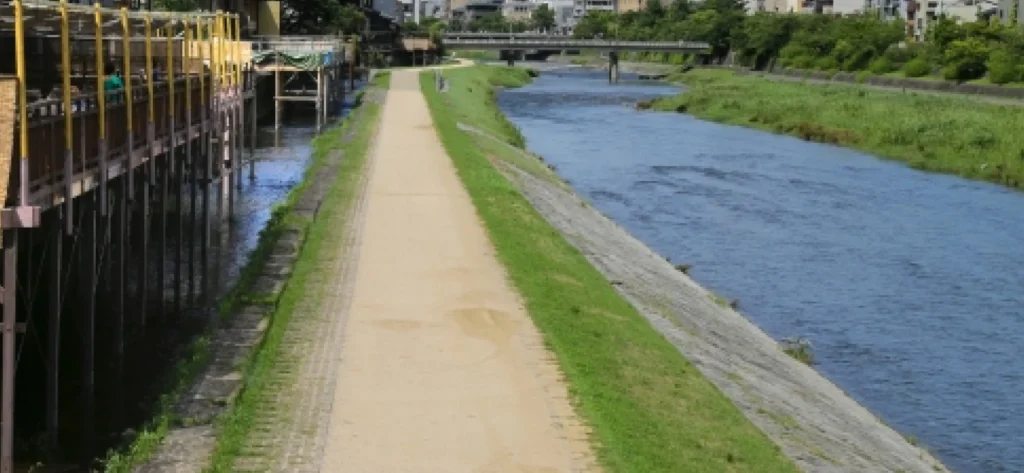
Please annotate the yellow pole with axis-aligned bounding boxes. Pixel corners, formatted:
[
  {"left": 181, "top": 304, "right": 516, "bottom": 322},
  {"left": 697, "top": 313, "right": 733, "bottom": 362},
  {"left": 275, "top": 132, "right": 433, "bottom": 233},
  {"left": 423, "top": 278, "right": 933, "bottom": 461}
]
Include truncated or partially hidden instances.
[
  {"left": 121, "top": 8, "right": 133, "bottom": 134},
  {"left": 14, "top": 0, "right": 27, "bottom": 166},
  {"left": 146, "top": 14, "right": 154, "bottom": 124},
  {"left": 95, "top": 2, "right": 105, "bottom": 141},
  {"left": 234, "top": 14, "right": 242, "bottom": 90},
  {"left": 198, "top": 18, "right": 205, "bottom": 107},
  {"left": 61, "top": 1, "right": 72, "bottom": 152},
  {"left": 184, "top": 17, "right": 191, "bottom": 117},
  {"left": 167, "top": 22, "right": 174, "bottom": 129},
  {"left": 217, "top": 11, "right": 226, "bottom": 88}
]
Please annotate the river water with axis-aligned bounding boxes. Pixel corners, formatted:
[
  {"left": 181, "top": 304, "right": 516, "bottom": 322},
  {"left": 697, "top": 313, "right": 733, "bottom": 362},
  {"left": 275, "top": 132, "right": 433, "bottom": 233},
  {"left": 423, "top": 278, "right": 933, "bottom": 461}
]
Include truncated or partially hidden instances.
[{"left": 497, "top": 67, "right": 1024, "bottom": 473}]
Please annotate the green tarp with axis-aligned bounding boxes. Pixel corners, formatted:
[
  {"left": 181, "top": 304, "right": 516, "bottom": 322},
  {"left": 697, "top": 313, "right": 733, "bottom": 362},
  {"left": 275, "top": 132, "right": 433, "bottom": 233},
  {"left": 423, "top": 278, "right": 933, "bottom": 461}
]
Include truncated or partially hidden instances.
[{"left": 251, "top": 51, "right": 332, "bottom": 69}]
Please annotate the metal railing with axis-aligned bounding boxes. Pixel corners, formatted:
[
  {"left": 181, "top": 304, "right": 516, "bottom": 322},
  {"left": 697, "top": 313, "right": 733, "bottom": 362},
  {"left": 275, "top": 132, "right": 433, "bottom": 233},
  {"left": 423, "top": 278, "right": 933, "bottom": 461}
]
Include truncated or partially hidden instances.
[
  {"left": 249, "top": 35, "right": 350, "bottom": 54},
  {"left": 442, "top": 38, "right": 711, "bottom": 51}
]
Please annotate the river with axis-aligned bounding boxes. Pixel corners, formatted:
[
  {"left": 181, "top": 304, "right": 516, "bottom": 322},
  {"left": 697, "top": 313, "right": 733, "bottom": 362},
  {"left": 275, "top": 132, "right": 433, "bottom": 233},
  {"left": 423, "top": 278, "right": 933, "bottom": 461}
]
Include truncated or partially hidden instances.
[{"left": 497, "top": 67, "right": 1024, "bottom": 473}]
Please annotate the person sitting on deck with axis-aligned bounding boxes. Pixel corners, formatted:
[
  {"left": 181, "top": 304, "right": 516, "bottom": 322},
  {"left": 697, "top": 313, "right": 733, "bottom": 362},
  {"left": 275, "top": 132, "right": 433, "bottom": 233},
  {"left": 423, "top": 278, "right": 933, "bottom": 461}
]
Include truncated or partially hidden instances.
[{"left": 104, "top": 61, "right": 124, "bottom": 104}]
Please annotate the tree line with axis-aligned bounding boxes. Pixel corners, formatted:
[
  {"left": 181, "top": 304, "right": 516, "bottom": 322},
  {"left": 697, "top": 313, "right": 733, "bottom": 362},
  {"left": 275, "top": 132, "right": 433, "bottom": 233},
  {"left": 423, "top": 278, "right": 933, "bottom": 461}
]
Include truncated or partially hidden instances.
[{"left": 571, "top": 0, "right": 1024, "bottom": 84}]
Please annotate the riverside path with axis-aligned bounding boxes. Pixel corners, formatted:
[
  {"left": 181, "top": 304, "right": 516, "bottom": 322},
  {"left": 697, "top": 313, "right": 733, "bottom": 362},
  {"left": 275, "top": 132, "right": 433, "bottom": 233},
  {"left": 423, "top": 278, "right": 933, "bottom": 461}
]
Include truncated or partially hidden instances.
[{"left": 318, "top": 69, "right": 597, "bottom": 471}]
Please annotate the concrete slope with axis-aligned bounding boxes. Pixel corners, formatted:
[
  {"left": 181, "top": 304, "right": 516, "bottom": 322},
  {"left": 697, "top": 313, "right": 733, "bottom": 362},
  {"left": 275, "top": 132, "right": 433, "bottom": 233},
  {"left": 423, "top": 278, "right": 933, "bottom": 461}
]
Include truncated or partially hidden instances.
[{"left": 321, "top": 70, "right": 596, "bottom": 472}]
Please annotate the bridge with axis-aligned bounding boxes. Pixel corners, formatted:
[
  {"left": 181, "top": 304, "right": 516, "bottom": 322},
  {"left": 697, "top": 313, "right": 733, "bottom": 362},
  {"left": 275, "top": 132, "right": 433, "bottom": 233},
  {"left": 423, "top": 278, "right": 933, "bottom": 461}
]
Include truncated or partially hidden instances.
[{"left": 440, "top": 33, "right": 710, "bottom": 82}]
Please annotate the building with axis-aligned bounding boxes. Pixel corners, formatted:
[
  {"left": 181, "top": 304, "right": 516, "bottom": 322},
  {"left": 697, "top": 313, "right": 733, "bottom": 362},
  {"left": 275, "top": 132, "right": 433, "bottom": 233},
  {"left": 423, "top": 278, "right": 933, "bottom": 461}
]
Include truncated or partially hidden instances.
[
  {"left": 396, "top": 0, "right": 445, "bottom": 22},
  {"left": 572, "top": 0, "right": 614, "bottom": 26},
  {"left": 907, "top": 0, "right": 999, "bottom": 40},
  {"left": 452, "top": 0, "right": 503, "bottom": 21},
  {"left": 503, "top": 0, "right": 537, "bottom": 21},
  {"left": 375, "top": 0, "right": 403, "bottom": 22},
  {"left": 618, "top": 0, "right": 644, "bottom": 12},
  {"left": 997, "top": 0, "right": 1023, "bottom": 23}
]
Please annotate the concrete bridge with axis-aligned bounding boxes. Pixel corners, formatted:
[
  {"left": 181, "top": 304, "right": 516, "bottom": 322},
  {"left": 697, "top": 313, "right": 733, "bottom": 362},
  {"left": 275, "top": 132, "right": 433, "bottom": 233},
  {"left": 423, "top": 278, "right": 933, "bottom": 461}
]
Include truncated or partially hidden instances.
[{"left": 440, "top": 33, "right": 710, "bottom": 82}]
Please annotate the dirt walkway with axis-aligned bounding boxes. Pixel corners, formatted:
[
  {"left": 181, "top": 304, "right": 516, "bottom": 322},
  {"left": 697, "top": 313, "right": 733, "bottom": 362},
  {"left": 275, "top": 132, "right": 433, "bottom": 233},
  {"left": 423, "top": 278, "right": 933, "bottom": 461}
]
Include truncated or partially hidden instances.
[{"left": 320, "top": 70, "right": 595, "bottom": 472}]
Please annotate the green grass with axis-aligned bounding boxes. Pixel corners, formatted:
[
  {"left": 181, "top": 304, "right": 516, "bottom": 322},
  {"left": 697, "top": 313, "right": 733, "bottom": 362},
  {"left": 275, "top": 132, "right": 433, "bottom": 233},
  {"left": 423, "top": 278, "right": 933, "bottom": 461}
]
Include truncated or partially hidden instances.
[
  {"left": 779, "top": 337, "right": 815, "bottom": 366},
  {"left": 421, "top": 65, "right": 798, "bottom": 473},
  {"left": 204, "top": 77, "right": 384, "bottom": 472},
  {"left": 452, "top": 50, "right": 500, "bottom": 61},
  {"left": 651, "top": 69, "right": 1024, "bottom": 189}
]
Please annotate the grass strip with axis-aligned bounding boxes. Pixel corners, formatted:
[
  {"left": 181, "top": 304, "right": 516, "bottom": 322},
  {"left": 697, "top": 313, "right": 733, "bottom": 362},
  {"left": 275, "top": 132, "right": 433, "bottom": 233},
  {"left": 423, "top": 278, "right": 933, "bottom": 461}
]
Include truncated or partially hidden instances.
[
  {"left": 202, "top": 75, "right": 385, "bottom": 472},
  {"left": 421, "top": 65, "right": 797, "bottom": 473},
  {"left": 648, "top": 69, "right": 1024, "bottom": 190}
]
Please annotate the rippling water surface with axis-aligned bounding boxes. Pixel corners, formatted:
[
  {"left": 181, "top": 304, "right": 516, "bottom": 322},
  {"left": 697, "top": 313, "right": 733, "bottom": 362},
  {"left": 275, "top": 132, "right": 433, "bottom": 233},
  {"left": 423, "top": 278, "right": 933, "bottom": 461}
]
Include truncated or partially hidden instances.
[{"left": 497, "top": 67, "right": 1024, "bottom": 473}]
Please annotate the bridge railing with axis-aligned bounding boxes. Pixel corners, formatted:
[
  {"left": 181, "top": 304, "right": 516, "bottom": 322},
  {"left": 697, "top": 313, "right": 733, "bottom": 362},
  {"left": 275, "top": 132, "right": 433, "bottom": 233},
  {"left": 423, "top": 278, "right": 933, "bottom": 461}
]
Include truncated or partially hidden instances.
[
  {"left": 249, "top": 35, "right": 349, "bottom": 54},
  {"left": 442, "top": 38, "right": 711, "bottom": 51}
]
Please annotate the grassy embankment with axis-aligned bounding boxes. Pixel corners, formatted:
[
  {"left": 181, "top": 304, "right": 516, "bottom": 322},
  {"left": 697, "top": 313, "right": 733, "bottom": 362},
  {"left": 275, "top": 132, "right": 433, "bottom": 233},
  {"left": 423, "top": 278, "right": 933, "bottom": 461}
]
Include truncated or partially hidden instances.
[
  {"left": 421, "top": 65, "right": 798, "bottom": 473},
  {"left": 201, "top": 73, "right": 387, "bottom": 472},
  {"left": 646, "top": 69, "right": 1024, "bottom": 190},
  {"left": 452, "top": 50, "right": 500, "bottom": 61}
]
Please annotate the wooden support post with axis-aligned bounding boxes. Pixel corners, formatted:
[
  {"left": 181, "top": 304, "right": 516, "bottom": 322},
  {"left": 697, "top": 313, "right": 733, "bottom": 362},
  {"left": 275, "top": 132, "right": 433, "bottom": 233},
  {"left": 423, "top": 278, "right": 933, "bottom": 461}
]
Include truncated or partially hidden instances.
[
  {"left": 79, "top": 196, "right": 97, "bottom": 466},
  {"left": 316, "top": 67, "right": 323, "bottom": 132},
  {"left": 137, "top": 170, "right": 149, "bottom": 329},
  {"left": 200, "top": 177, "right": 210, "bottom": 302},
  {"left": 250, "top": 81, "right": 257, "bottom": 181},
  {"left": 175, "top": 152, "right": 184, "bottom": 316},
  {"left": 274, "top": 65, "right": 281, "bottom": 132},
  {"left": 158, "top": 157, "right": 168, "bottom": 318},
  {"left": 189, "top": 142, "right": 198, "bottom": 303},
  {"left": 46, "top": 209, "right": 62, "bottom": 461},
  {"left": 112, "top": 183, "right": 126, "bottom": 433},
  {"left": 323, "top": 68, "right": 330, "bottom": 125},
  {"left": 1, "top": 228, "right": 17, "bottom": 473}
]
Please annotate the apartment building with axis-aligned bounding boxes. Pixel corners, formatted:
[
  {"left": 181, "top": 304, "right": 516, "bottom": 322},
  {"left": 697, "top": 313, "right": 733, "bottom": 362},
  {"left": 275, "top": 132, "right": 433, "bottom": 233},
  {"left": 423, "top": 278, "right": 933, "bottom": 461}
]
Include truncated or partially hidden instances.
[
  {"left": 503, "top": 0, "right": 537, "bottom": 21},
  {"left": 572, "top": 0, "right": 614, "bottom": 22},
  {"left": 618, "top": 0, "right": 644, "bottom": 12}
]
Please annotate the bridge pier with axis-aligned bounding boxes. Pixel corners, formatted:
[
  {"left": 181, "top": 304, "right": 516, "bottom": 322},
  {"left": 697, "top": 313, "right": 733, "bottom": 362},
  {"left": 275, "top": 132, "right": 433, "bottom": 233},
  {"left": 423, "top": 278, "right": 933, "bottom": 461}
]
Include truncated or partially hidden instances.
[{"left": 609, "top": 51, "right": 620, "bottom": 84}]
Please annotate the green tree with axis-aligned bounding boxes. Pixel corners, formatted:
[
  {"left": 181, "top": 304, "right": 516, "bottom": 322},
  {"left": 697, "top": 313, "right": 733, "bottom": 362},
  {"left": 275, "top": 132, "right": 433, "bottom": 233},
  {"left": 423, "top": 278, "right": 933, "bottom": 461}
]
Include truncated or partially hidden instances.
[
  {"left": 468, "top": 13, "right": 508, "bottom": 32},
  {"left": 573, "top": 10, "right": 616, "bottom": 38},
  {"left": 986, "top": 46, "right": 1022, "bottom": 84},
  {"left": 282, "top": 0, "right": 365, "bottom": 35},
  {"left": 153, "top": 0, "right": 197, "bottom": 11},
  {"left": 943, "top": 37, "right": 990, "bottom": 81},
  {"left": 533, "top": 4, "right": 557, "bottom": 33}
]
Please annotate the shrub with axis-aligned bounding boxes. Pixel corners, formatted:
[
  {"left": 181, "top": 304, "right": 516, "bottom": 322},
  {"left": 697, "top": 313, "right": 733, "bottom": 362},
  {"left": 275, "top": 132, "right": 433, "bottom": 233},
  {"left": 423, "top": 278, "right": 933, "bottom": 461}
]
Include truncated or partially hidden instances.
[
  {"left": 943, "top": 38, "right": 990, "bottom": 82},
  {"left": 815, "top": 55, "right": 838, "bottom": 71},
  {"left": 883, "top": 44, "right": 916, "bottom": 65},
  {"left": 904, "top": 57, "right": 932, "bottom": 77},
  {"left": 842, "top": 47, "right": 876, "bottom": 72},
  {"left": 856, "top": 70, "right": 872, "bottom": 83},
  {"left": 780, "top": 337, "right": 814, "bottom": 366},
  {"left": 868, "top": 56, "right": 895, "bottom": 74},
  {"left": 986, "top": 47, "right": 1022, "bottom": 84},
  {"left": 791, "top": 55, "right": 816, "bottom": 69}
]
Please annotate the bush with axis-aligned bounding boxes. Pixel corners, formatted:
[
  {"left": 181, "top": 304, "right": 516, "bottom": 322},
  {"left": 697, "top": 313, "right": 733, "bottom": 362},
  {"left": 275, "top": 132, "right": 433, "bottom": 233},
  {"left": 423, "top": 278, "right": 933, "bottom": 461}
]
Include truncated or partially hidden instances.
[
  {"left": 791, "top": 55, "right": 816, "bottom": 69},
  {"left": 943, "top": 38, "right": 990, "bottom": 82},
  {"left": 904, "top": 58, "right": 932, "bottom": 77},
  {"left": 986, "top": 47, "right": 1022, "bottom": 84},
  {"left": 868, "top": 56, "right": 895, "bottom": 74},
  {"left": 883, "top": 44, "right": 916, "bottom": 65},
  {"left": 815, "top": 55, "right": 838, "bottom": 71},
  {"left": 856, "top": 70, "right": 872, "bottom": 83},
  {"left": 842, "top": 47, "right": 876, "bottom": 72}
]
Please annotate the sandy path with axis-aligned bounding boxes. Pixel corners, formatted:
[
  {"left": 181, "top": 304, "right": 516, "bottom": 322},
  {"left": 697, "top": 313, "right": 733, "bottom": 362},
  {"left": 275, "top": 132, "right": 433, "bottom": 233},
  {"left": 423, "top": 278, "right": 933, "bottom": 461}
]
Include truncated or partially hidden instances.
[{"left": 320, "top": 70, "right": 594, "bottom": 473}]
